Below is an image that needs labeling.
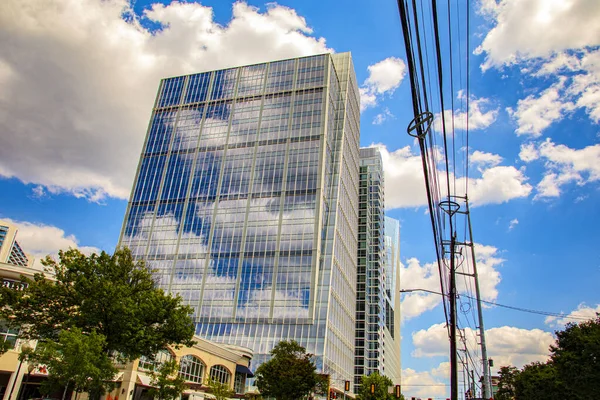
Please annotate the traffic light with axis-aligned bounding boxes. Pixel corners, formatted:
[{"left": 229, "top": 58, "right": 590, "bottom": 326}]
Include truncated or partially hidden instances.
[
  {"left": 395, "top": 385, "right": 401, "bottom": 398},
  {"left": 345, "top": 381, "right": 350, "bottom": 392},
  {"left": 370, "top": 383, "right": 375, "bottom": 394}
]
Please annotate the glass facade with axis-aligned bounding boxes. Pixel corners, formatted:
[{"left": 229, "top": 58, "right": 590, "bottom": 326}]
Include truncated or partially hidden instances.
[
  {"left": 383, "top": 216, "right": 402, "bottom": 386},
  {"left": 119, "top": 53, "right": 360, "bottom": 385},
  {"left": 355, "top": 148, "right": 385, "bottom": 389}
]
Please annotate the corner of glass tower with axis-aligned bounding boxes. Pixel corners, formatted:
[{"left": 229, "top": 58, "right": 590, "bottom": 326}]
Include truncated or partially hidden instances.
[{"left": 118, "top": 52, "right": 361, "bottom": 388}]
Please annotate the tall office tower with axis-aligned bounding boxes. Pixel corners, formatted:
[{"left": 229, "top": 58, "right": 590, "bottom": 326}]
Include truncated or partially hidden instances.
[
  {"left": 355, "top": 148, "right": 386, "bottom": 389},
  {"left": 119, "top": 53, "right": 360, "bottom": 385},
  {"left": 383, "top": 216, "right": 401, "bottom": 385},
  {"left": 0, "top": 220, "right": 32, "bottom": 268}
]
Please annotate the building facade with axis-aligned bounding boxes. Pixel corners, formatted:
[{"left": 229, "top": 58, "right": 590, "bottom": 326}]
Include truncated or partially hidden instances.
[
  {"left": 119, "top": 53, "right": 360, "bottom": 386},
  {"left": 355, "top": 148, "right": 385, "bottom": 389},
  {"left": 354, "top": 150, "right": 401, "bottom": 391},
  {"left": 0, "top": 221, "right": 32, "bottom": 268},
  {"left": 382, "top": 216, "right": 401, "bottom": 386}
]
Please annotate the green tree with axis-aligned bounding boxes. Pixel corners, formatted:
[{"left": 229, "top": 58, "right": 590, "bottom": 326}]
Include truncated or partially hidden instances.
[
  {"left": 1, "top": 248, "right": 195, "bottom": 399},
  {"left": 147, "top": 359, "right": 187, "bottom": 400},
  {"left": 2, "top": 248, "right": 195, "bottom": 359},
  {"left": 513, "top": 361, "right": 564, "bottom": 400},
  {"left": 495, "top": 366, "right": 519, "bottom": 400},
  {"left": 254, "top": 340, "right": 322, "bottom": 400},
  {"left": 206, "top": 377, "right": 234, "bottom": 400},
  {"left": 21, "top": 328, "right": 118, "bottom": 400},
  {"left": 550, "top": 314, "right": 600, "bottom": 399},
  {"left": 356, "top": 372, "right": 396, "bottom": 400}
]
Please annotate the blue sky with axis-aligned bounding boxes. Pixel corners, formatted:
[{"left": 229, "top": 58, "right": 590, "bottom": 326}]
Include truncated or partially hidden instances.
[{"left": 1, "top": 0, "right": 600, "bottom": 398}]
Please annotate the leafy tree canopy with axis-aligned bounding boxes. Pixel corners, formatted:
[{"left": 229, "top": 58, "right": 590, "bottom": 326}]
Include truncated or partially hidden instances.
[
  {"left": 1, "top": 247, "right": 195, "bottom": 361},
  {"left": 206, "top": 377, "right": 234, "bottom": 400},
  {"left": 148, "top": 359, "right": 187, "bottom": 400},
  {"left": 495, "top": 314, "right": 600, "bottom": 400},
  {"left": 495, "top": 366, "right": 519, "bottom": 400},
  {"left": 21, "top": 328, "right": 118, "bottom": 399},
  {"left": 551, "top": 314, "right": 600, "bottom": 399},
  {"left": 356, "top": 372, "right": 400, "bottom": 400},
  {"left": 255, "top": 340, "right": 322, "bottom": 400}
]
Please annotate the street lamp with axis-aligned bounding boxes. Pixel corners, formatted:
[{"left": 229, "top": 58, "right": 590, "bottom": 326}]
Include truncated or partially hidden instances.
[{"left": 19, "top": 363, "right": 35, "bottom": 400}]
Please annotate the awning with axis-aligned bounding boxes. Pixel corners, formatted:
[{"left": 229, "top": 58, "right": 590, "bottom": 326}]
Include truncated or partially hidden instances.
[
  {"left": 136, "top": 374, "right": 153, "bottom": 387},
  {"left": 235, "top": 365, "right": 254, "bottom": 377}
]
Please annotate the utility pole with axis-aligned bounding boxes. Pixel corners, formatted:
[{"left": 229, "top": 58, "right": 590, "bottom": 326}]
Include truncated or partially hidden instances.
[
  {"left": 449, "top": 231, "right": 458, "bottom": 400},
  {"left": 465, "top": 198, "right": 492, "bottom": 399}
]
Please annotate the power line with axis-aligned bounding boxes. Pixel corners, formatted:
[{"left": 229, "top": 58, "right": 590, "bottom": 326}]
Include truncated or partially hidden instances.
[
  {"left": 401, "top": 289, "right": 596, "bottom": 321},
  {"left": 462, "top": 294, "right": 595, "bottom": 321}
]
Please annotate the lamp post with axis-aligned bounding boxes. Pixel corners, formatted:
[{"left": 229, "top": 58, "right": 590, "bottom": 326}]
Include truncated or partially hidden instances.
[
  {"left": 8, "top": 343, "right": 32, "bottom": 400},
  {"left": 19, "top": 363, "right": 35, "bottom": 400}
]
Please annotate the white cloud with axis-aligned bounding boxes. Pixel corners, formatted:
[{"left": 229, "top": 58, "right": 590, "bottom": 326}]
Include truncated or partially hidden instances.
[
  {"left": 400, "top": 244, "right": 503, "bottom": 321},
  {"left": 372, "top": 108, "right": 394, "bottom": 125},
  {"left": 2, "top": 218, "right": 99, "bottom": 268},
  {"left": 545, "top": 303, "right": 600, "bottom": 328},
  {"left": 476, "top": 0, "right": 600, "bottom": 70},
  {"left": 519, "top": 142, "right": 540, "bottom": 162},
  {"left": 374, "top": 144, "right": 532, "bottom": 209},
  {"left": 470, "top": 150, "right": 502, "bottom": 168},
  {"left": 402, "top": 365, "right": 448, "bottom": 399},
  {"left": 360, "top": 57, "right": 406, "bottom": 111},
  {"left": 400, "top": 258, "right": 443, "bottom": 320},
  {"left": 374, "top": 144, "right": 430, "bottom": 208},
  {"left": 508, "top": 218, "right": 519, "bottom": 231},
  {"left": 477, "top": 2, "right": 600, "bottom": 127},
  {"left": 533, "top": 139, "right": 600, "bottom": 199},
  {"left": 506, "top": 79, "right": 575, "bottom": 137},
  {"left": 465, "top": 165, "right": 532, "bottom": 206},
  {"left": 435, "top": 94, "right": 498, "bottom": 133},
  {"left": 412, "top": 323, "right": 554, "bottom": 372},
  {"left": 0, "top": 0, "right": 332, "bottom": 202}
]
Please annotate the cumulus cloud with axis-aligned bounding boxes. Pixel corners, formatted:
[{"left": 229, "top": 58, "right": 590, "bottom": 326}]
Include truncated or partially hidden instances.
[
  {"left": 506, "top": 79, "right": 575, "bottom": 137},
  {"left": 0, "top": 0, "right": 332, "bottom": 202},
  {"left": 532, "top": 139, "right": 600, "bottom": 199},
  {"left": 412, "top": 323, "right": 554, "bottom": 372},
  {"left": 400, "top": 244, "right": 503, "bottom": 321},
  {"left": 508, "top": 218, "right": 519, "bottom": 231},
  {"left": 435, "top": 94, "right": 498, "bottom": 133},
  {"left": 545, "top": 303, "right": 600, "bottom": 328},
  {"left": 374, "top": 144, "right": 532, "bottom": 209},
  {"left": 470, "top": 150, "right": 503, "bottom": 169},
  {"left": 400, "top": 258, "right": 443, "bottom": 320},
  {"left": 372, "top": 108, "right": 394, "bottom": 125},
  {"left": 360, "top": 57, "right": 406, "bottom": 111},
  {"left": 477, "top": 1, "right": 600, "bottom": 129},
  {"left": 476, "top": 0, "right": 600, "bottom": 70},
  {"left": 519, "top": 142, "right": 540, "bottom": 162},
  {"left": 2, "top": 218, "right": 99, "bottom": 268},
  {"left": 402, "top": 365, "right": 448, "bottom": 399}
]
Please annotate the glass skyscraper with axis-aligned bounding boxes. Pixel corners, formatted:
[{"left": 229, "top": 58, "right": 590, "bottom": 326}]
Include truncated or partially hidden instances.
[
  {"left": 119, "top": 53, "right": 360, "bottom": 385},
  {"left": 355, "top": 148, "right": 385, "bottom": 388}
]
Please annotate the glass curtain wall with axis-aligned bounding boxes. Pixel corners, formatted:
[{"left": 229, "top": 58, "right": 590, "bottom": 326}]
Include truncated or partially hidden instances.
[{"left": 119, "top": 53, "right": 360, "bottom": 386}]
